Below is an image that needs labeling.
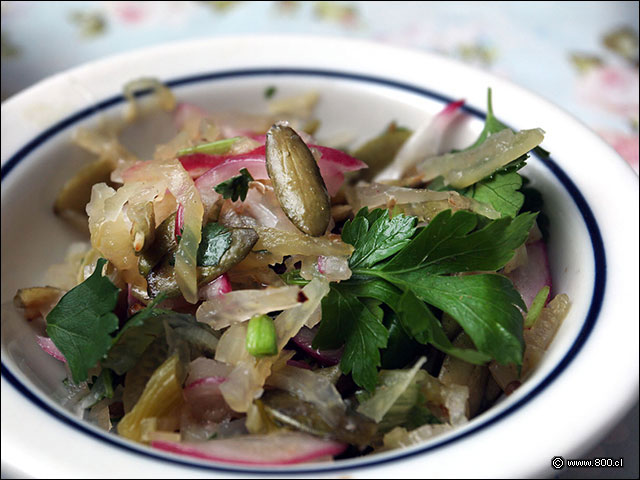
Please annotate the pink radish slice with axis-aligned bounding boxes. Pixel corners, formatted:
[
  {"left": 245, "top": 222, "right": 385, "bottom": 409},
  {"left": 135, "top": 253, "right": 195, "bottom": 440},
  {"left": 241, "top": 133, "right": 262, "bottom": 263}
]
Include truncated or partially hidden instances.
[
  {"left": 292, "top": 326, "right": 343, "bottom": 366},
  {"left": 152, "top": 432, "right": 347, "bottom": 465},
  {"left": 173, "top": 103, "right": 208, "bottom": 130},
  {"left": 184, "top": 376, "right": 227, "bottom": 391},
  {"left": 36, "top": 336, "right": 66, "bottom": 363},
  {"left": 175, "top": 203, "right": 184, "bottom": 240},
  {"left": 179, "top": 148, "right": 267, "bottom": 179},
  {"left": 194, "top": 157, "right": 269, "bottom": 211},
  {"left": 199, "top": 274, "right": 232, "bottom": 301},
  {"left": 188, "top": 144, "right": 366, "bottom": 197},
  {"left": 507, "top": 241, "right": 552, "bottom": 310},
  {"left": 183, "top": 376, "right": 233, "bottom": 423}
]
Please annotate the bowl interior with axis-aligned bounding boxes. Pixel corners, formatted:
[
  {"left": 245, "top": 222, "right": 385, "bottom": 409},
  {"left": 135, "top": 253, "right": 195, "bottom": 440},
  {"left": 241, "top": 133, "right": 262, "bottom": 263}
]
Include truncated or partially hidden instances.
[{"left": 1, "top": 71, "right": 598, "bottom": 472}]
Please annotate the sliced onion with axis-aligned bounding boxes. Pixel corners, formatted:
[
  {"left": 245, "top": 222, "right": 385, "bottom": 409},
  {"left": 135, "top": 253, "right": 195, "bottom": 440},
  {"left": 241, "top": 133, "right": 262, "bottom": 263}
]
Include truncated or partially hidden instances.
[
  {"left": 186, "top": 357, "right": 233, "bottom": 385},
  {"left": 347, "top": 182, "right": 500, "bottom": 220},
  {"left": 524, "top": 293, "right": 570, "bottom": 351},
  {"left": 375, "top": 99, "right": 465, "bottom": 182},
  {"left": 490, "top": 293, "right": 570, "bottom": 392},
  {"left": 266, "top": 364, "right": 346, "bottom": 415},
  {"left": 217, "top": 279, "right": 330, "bottom": 413},
  {"left": 255, "top": 227, "right": 353, "bottom": 258},
  {"left": 196, "top": 285, "right": 305, "bottom": 329},
  {"left": 273, "top": 278, "right": 330, "bottom": 351},
  {"left": 417, "top": 128, "right": 545, "bottom": 188},
  {"left": 214, "top": 323, "right": 251, "bottom": 366},
  {"left": 317, "top": 256, "right": 352, "bottom": 282},
  {"left": 152, "top": 432, "right": 346, "bottom": 465},
  {"left": 87, "top": 182, "right": 160, "bottom": 288},
  {"left": 122, "top": 159, "right": 204, "bottom": 303},
  {"left": 383, "top": 424, "right": 454, "bottom": 450},
  {"left": 357, "top": 357, "right": 426, "bottom": 423}
]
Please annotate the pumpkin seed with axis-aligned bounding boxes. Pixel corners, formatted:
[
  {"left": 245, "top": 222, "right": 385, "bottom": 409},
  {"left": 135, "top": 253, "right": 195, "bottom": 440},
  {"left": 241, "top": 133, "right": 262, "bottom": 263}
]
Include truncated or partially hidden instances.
[{"left": 265, "top": 124, "right": 330, "bottom": 237}]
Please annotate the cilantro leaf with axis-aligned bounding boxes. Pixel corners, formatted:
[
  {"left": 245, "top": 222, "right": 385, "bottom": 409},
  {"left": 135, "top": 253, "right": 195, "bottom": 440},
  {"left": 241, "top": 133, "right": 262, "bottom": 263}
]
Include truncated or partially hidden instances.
[
  {"left": 342, "top": 207, "right": 417, "bottom": 269},
  {"left": 314, "top": 287, "right": 388, "bottom": 391},
  {"left": 46, "top": 258, "right": 120, "bottom": 383},
  {"left": 197, "top": 222, "right": 232, "bottom": 267},
  {"left": 214, "top": 168, "right": 254, "bottom": 202}
]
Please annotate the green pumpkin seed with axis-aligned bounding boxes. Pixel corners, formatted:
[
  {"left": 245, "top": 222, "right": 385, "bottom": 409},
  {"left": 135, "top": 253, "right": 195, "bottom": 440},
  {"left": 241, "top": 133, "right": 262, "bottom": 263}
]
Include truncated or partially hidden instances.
[
  {"left": 147, "top": 227, "right": 258, "bottom": 298},
  {"left": 265, "top": 124, "right": 330, "bottom": 237}
]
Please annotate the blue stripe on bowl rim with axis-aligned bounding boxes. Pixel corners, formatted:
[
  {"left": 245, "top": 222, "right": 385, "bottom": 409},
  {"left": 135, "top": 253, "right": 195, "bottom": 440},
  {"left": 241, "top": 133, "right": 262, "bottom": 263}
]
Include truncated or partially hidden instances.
[{"left": 0, "top": 68, "right": 606, "bottom": 474}]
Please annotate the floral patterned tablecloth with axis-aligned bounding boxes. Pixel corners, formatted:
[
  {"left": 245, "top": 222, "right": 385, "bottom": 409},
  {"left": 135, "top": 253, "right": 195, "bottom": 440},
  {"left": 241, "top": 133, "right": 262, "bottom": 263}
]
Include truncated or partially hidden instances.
[{"left": 1, "top": 1, "right": 638, "bottom": 478}]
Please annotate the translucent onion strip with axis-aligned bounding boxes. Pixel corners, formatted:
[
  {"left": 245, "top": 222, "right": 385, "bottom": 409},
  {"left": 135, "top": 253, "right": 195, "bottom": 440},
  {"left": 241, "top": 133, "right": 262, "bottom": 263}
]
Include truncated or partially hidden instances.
[
  {"left": 216, "top": 278, "right": 330, "bottom": 413},
  {"left": 416, "top": 128, "right": 545, "bottom": 188},
  {"left": 254, "top": 227, "right": 353, "bottom": 258},
  {"left": 347, "top": 182, "right": 500, "bottom": 220},
  {"left": 123, "top": 158, "right": 204, "bottom": 303},
  {"left": 196, "top": 285, "right": 304, "bottom": 330},
  {"left": 375, "top": 100, "right": 465, "bottom": 182}
]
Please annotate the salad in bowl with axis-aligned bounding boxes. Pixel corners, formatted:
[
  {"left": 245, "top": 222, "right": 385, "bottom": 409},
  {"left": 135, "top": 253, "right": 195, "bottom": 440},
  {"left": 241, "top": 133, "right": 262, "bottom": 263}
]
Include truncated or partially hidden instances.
[{"left": 10, "top": 79, "right": 570, "bottom": 466}]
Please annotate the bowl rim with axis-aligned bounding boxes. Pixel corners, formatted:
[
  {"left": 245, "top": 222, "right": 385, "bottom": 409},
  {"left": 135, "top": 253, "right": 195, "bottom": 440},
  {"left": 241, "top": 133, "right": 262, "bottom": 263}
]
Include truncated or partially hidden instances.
[{"left": 1, "top": 35, "right": 637, "bottom": 478}]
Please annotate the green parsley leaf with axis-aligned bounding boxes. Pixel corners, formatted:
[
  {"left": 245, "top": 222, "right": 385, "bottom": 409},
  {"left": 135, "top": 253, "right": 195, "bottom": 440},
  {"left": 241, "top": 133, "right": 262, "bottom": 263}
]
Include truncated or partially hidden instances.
[
  {"left": 196, "top": 222, "right": 232, "bottom": 267},
  {"left": 395, "top": 275, "right": 524, "bottom": 365},
  {"left": 465, "top": 88, "right": 507, "bottom": 151},
  {"left": 84, "top": 368, "right": 115, "bottom": 408},
  {"left": 314, "top": 287, "right": 388, "bottom": 391},
  {"left": 466, "top": 88, "right": 547, "bottom": 165},
  {"left": 342, "top": 207, "right": 417, "bottom": 269},
  {"left": 463, "top": 171, "right": 524, "bottom": 218},
  {"left": 396, "top": 290, "right": 491, "bottom": 364},
  {"left": 103, "top": 307, "right": 217, "bottom": 376},
  {"left": 46, "top": 258, "right": 120, "bottom": 383},
  {"left": 319, "top": 208, "right": 534, "bottom": 390},
  {"left": 101, "top": 295, "right": 173, "bottom": 375},
  {"left": 214, "top": 168, "right": 254, "bottom": 202},
  {"left": 380, "top": 209, "right": 536, "bottom": 275}
]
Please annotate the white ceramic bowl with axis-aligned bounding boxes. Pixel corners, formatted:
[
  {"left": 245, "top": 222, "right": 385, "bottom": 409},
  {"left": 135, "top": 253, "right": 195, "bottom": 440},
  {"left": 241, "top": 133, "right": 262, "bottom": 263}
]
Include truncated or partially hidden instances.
[{"left": 2, "top": 35, "right": 638, "bottom": 479}]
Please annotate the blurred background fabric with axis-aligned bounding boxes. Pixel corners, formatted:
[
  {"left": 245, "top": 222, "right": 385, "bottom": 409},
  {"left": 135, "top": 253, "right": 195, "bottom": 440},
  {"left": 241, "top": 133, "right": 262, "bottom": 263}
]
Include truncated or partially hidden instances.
[
  {"left": 1, "top": 1, "right": 638, "bottom": 477},
  {"left": 2, "top": 1, "right": 638, "bottom": 174}
]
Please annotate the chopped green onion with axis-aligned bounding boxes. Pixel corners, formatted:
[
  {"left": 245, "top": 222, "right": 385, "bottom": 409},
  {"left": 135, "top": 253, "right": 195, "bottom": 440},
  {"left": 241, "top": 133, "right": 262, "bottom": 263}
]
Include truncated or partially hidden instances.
[
  {"left": 246, "top": 314, "right": 278, "bottom": 357},
  {"left": 524, "top": 285, "right": 550, "bottom": 328},
  {"left": 177, "top": 137, "right": 241, "bottom": 157}
]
